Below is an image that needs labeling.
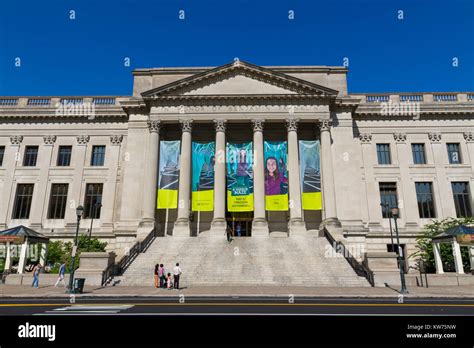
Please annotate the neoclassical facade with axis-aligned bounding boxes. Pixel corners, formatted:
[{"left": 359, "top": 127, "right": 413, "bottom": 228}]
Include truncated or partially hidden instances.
[{"left": 0, "top": 61, "right": 473, "bottom": 267}]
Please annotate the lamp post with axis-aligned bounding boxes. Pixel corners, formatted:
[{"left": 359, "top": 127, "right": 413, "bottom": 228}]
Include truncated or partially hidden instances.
[
  {"left": 391, "top": 206, "right": 408, "bottom": 294},
  {"left": 88, "top": 202, "right": 102, "bottom": 251},
  {"left": 68, "top": 205, "right": 84, "bottom": 293},
  {"left": 380, "top": 202, "right": 395, "bottom": 250}
]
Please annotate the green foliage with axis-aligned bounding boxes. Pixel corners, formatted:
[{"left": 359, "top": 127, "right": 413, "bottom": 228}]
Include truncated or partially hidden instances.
[
  {"left": 410, "top": 217, "right": 473, "bottom": 273},
  {"left": 46, "top": 235, "right": 107, "bottom": 273},
  {"left": 0, "top": 258, "right": 4, "bottom": 273}
]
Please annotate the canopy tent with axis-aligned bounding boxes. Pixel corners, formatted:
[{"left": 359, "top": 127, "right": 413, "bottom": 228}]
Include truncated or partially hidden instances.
[
  {"left": 431, "top": 224, "right": 474, "bottom": 275},
  {"left": 0, "top": 225, "right": 49, "bottom": 274}
]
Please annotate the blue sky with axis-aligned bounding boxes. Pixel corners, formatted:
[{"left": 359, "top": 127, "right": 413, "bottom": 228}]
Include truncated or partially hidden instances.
[{"left": 1, "top": 0, "right": 473, "bottom": 96}]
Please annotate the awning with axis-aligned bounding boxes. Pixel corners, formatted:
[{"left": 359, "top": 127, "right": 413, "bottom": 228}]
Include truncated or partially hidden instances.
[
  {"left": 0, "top": 225, "right": 49, "bottom": 244},
  {"left": 432, "top": 224, "right": 474, "bottom": 244}
]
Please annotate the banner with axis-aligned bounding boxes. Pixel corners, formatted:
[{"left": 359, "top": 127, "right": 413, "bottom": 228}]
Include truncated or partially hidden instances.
[
  {"left": 191, "top": 142, "right": 215, "bottom": 211},
  {"left": 264, "top": 141, "right": 288, "bottom": 211},
  {"left": 157, "top": 140, "right": 180, "bottom": 209},
  {"left": 299, "top": 140, "right": 322, "bottom": 210},
  {"left": 226, "top": 142, "right": 254, "bottom": 212}
]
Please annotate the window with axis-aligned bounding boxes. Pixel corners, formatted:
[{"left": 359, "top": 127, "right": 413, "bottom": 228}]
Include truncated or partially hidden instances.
[
  {"left": 411, "top": 143, "right": 426, "bottom": 164},
  {"left": 47, "top": 184, "right": 69, "bottom": 219},
  {"left": 376, "top": 144, "right": 391, "bottom": 165},
  {"left": 91, "top": 146, "right": 106, "bottom": 166},
  {"left": 0, "top": 146, "right": 4, "bottom": 166},
  {"left": 379, "top": 182, "right": 398, "bottom": 218},
  {"left": 452, "top": 182, "right": 472, "bottom": 217},
  {"left": 23, "top": 146, "right": 38, "bottom": 166},
  {"left": 447, "top": 143, "right": 461, "bottom": 164},
  {"left": 415, "top": 182, "right": 436, "bottom": 218},
  {"left": 57, "top": 146, "right": 72, "bottom": 166},
  {"left": 84, "top": 183, "right": 103, "bottom": 218},
  {"left": 12, "top": 184, "right": 34, "bottom": 219}
]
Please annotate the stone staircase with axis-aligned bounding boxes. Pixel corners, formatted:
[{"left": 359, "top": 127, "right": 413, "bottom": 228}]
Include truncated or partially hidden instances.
[{"left": 118, "top": 234, "right": 370, "bottom": 287}]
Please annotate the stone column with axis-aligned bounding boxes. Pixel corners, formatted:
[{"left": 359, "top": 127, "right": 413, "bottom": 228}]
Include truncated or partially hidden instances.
[
  {"left": 18, "top": 239, "right": 28, "bottom": 275},
  {"left": 469, "top": 246, "right": 474, "bottom": 274},
  {"left": 39, "top": 243, "right": 48, "bottom": 268},
  {"left": 452, "top": 240, "right": 465, "bottom": 274},
  {"left": 286, "top": 118, "right": 305, "bottom": 234},
  {"left": 320, "top": 120, "right": 340, "bottom": 227},
  {"left": 173, "top": 119, "right": 193, "bottom": 237},
  {"left": 4, "top": 241, "right": 12, "bottom": 271},
  {"left": 210, "top": 119, "right": 227, "bottom": 236},
  {"left": 138, "top": 121, "right": 160, "bottom": 237},
  {"left": 251, "top": 119, "right": 269, "bottom": 236},
  {"left": 433, "top": 241, "right": 444, "bottom": 274}
]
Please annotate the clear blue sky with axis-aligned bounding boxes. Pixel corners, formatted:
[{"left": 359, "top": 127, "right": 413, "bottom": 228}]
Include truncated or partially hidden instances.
[{"left": 1, "top": 0, "right": 473, "bottom": 96}]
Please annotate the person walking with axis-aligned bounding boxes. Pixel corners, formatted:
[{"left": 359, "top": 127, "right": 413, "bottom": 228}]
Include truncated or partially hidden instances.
[
  {"left": 225, "top": 225, "right": 233, "bottom": 243},
  {"left": 158, "top": 264, "right": 165, "bottom": 288},
  {"left": 31, "top": 263, "right": 42, "bottom": 289},
  {"left": 154, "top": 264, "right": 159, "bottom": 288},
  {"left": 54, "top": 262, "right": 67, "bottom": 288},
  {"left": 236, "top": 222, "right": 241, "bottom": 237},
  {"left": 173, "top": 263, "right": 182, "bottom": 290}
]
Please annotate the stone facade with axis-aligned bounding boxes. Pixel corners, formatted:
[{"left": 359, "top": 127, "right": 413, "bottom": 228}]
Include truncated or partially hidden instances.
[{"left": 0, "top": 61, "right": 473, "bottom": 269}]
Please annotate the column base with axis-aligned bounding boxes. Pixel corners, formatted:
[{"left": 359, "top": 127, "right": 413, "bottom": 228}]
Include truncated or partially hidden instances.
[
  {"left": 288, "top": 218, "right": 306, "bottom": 235},
  {"left": 252, "top": 218, "right": 269, "bottom": 237},
  {"left": 321, "top": 217, "right": 342, "bottom": 228},
  {"left": 210, "top": 218, "right": 226, "bottom": 237},
  {"left": 137, "top": 219, "right": 155, "bottom": 241},
  {"left": 173, "top": 219, "right": 191, "bottom": 237}
]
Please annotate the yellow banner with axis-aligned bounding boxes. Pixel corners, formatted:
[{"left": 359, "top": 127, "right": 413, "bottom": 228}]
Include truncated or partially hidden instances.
[
  {"left": 157, "top": 189, "right": 178, "bottom": 209},
  {"left": 302, "top": 192, "right": 322, "bottom": 210},
  {"left": 192, "top": 190, "right": 214, "bottom": 212},
  {"left": 265, "top": 194, "right": 289, "bottom": 211},
  {"left": 227, "top": 191, "right": 254, "bottom": 212}
]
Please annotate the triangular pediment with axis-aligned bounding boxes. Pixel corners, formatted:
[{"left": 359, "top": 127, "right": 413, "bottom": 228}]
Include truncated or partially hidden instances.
[{"left": 141, "top": 61, "right": 338, "bottom": 98}]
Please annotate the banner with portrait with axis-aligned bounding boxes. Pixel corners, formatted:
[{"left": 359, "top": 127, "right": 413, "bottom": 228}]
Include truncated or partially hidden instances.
[
  {"left": 299, "top": 140, "right": 322, "bottom": 210},
  {"left": 264, "top": 141, "right": 288, "bottom": 211},
  {"left": 226, "top": 142, "right": 254, "bottom": 212},
  {"left": 157, "top": 140, "right": 180, "bottom": 209},
  {"left": 191, "top": 141, "right": 215, "bottom": 211}
]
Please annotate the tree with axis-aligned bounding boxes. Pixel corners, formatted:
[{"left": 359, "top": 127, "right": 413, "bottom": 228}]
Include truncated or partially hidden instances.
[{"left": 410, "top": 217, "right": 473, "bottom": 273}]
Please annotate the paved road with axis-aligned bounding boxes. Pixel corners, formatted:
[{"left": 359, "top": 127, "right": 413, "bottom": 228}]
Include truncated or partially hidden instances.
[{"left": 0, "top": 297, "right": 473, "bottom": 315}]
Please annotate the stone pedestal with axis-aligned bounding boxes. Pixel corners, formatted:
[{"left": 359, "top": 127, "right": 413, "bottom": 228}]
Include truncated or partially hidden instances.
[{"left": 75, "top": 251, "right": 116, "bottom": 286}]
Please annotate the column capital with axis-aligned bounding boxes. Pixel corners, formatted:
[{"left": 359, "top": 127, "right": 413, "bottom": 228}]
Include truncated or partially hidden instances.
[
  {"left": 359, "top": 133, "right": 372, "bottom": 144},
  {"left": 428, "top": 132, "right": 442, "bottom": 143},
  {"left": 43, "top": 135, "right": 57, "bottom": 145},
  {"left": 285, "top": 118, "right": 299, "bottom": 132},
  {"left": 110, "top": 134, "right": 124, "bottom": 146},
  {"left": 393, "top": 132, "right": 407, "bottom": 143},
  {"left": 214, "top": 119, "right": 227, "bottom": 132},
  {"left": 147, "top": 120, "right": 161, "bottom": 134},
  {"left": 179, "top": 119, "right": 193, "bottom": 133},
  {"left": 76, "top": 135, "right": 90, "bottom": 145},
  {"left": 10, "top": 135, "right": 23, "bottom": 146},
  {"left": 252, "top": 119, "right": 264, "bottom": 132},
  {"left": 319, "top": 119, "right": 332, "bottom": 132},
  {"left": 463, "top": 132, "right": 474, "bottom": 143}
]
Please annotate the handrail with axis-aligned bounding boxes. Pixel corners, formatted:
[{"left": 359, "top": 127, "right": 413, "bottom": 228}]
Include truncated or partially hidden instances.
[{"left": 323, "top": 228, "right": 374, "bottom": 286}]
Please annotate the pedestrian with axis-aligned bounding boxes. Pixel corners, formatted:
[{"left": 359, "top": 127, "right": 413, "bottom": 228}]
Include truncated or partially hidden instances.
[
  {"left": 236, "top": 222, "right": 241, "bottom": 237},
  {"left": 154, "top": 264, "right": 159, "bottom": 288},
  {"left": 225, "top": 225, "right": 233, "bottom": 243},
  {"left": 31, "top": 263, "right": 42, "bottom": 289},
  {"left": 158, "top": 264, "right": 165, "bottom": 288},
  {"left": 173, "top": 263, "right": 182, "bottom": 290},
  {"left": 166, "top": 273, "right": 173, "bottom": 290},
  {"left": 54, "top": 262, "right": 67, "bottom": 288}
]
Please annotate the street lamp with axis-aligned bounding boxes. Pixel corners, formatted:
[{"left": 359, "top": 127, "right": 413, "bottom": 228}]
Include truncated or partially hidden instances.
[
  {"left": 380, "top": 202, "right": 395, "bottom": 250},
  {"left": 391, "top": 206, "right": 408, "bottom": 294},
  {"left": 68, "top": 205, "right": 84, "bottom": 293},
  {"left": 88, "top": 202, "right": 102, "bottom": 251}
]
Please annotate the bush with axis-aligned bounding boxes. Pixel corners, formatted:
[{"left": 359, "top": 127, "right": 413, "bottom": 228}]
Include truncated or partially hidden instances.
[{"left": 410, "top": 217, "right": 473, "bottom": 273}]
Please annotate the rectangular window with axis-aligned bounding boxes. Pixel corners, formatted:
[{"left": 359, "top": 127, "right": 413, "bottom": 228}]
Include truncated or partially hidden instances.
[
  {"left": 91, "top": 146, "right": 106, "bottom": 166},
  {"left": 23, "top": 146, "right": 38, "bottom": 166},
  {"left": 415, "top": 182, "right": 436, "bottom": 218},
  {"left": 376, "top": 144, "right": 391, "bottom": 165},
  {"left": 411, "top": 143, "right": 426, "bottom": 164},
  {"left": 452, "top": 182, "right": 472, "bottom": 217},
  {"left": 57, "top": 146, "right": 72, "bottom": 166},
  {"left": 379, "top": 182, "right": 398, "bottom": 218},
  {"left": 12, "top": 184, "right": 34, "bottom": 219},
  {"left": 0, "top": 146, "right": 4, "bottom": 166},
  {"left": 447, "top": 143, "right": 461, "bottom": 164},
  {"left": 47, "top": 184, "right": 69, "bottom": 219},
  {"left": 84, "top": 183, "right": 103, "bottom": 218}
]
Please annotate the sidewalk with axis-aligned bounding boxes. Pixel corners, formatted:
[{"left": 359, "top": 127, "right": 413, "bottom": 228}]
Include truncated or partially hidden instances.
[{"left": 1, "top": 284, "right": 473, "bottom": 298}]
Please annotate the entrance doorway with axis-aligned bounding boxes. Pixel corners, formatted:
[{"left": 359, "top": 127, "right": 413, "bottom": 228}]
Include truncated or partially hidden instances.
[{"left": 226, "top": 212, "right": 253, "bottom": 237}]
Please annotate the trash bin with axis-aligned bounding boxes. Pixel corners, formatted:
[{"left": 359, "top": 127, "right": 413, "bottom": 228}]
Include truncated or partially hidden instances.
[{"left": 74, "top": 278, "right": 85, "bottom": 294}]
